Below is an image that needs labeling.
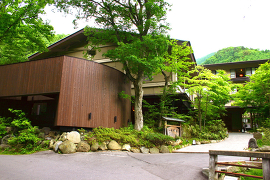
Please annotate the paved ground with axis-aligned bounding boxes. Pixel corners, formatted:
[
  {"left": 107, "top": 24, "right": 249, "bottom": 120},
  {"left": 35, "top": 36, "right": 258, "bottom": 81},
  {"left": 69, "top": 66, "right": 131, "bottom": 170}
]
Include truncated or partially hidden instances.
[
  {"left": 0, "top": 133, "right": 253, "bottom": 180},
  {"left": 174, "top": 132, "right": 253, "bottom": 153}
]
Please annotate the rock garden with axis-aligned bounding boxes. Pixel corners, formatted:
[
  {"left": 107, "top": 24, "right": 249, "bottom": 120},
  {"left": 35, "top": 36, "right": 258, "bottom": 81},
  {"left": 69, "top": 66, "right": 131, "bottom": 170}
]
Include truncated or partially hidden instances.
[{"left": 0, "top": 109, "right": 230, "bottom": 155}]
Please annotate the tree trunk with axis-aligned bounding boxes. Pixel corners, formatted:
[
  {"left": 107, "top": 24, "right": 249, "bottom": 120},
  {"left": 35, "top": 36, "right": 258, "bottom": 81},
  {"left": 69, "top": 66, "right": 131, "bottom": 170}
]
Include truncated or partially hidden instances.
[
  {"left": 159, "top": 71, "right": 170, "bottom": 127},
  {"left": 134, "top": 76, "right": 144, "bottom": 131},
  {"left": 204, "top": 95, "right": 208, "bottom": 129},
  {"left": 198, "top": 96, "right": 202, "bottom": 131}
]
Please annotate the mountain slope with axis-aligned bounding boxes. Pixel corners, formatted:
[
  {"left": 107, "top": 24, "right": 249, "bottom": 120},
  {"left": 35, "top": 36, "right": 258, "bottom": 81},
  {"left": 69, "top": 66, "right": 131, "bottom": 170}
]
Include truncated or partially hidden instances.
[
  {"left": 196, "top": 52, "right": 215, "bottom": 64},
  {"left": 202, "top": 46, "right": 270, "bottom": 65}
]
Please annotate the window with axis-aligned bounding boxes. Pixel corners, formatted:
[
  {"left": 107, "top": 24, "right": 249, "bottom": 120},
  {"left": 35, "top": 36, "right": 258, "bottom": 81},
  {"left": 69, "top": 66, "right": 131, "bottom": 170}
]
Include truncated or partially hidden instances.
[
  {"left": 231, "top": 67, "right": 257, "bottom": 78},
  {"left": 230, "top": 69, "right": 236, "bottom": 78},
  {"left": 236, "top": 68, "right": 245, "bottom": 78}
]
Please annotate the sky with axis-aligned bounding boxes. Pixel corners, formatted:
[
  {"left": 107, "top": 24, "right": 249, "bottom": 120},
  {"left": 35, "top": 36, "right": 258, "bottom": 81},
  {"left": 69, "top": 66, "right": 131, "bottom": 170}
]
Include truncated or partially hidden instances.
[{"left": 43, "top": 0, "right": 270, "bottom": 59}]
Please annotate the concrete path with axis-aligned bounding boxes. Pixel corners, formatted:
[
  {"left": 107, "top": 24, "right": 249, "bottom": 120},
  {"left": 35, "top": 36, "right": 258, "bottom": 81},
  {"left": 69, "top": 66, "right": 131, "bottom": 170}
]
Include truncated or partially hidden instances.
[{"left": 173, "top": 132, "right": 253, "bottom": 153}]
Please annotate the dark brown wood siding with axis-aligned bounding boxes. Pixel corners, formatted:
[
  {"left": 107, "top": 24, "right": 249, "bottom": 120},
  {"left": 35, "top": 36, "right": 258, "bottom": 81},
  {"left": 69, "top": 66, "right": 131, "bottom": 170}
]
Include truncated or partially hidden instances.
[
  {"left": 56, "top": 56, "right": 131, "bottom": 128},
  {"left": 0, "top": 57, "right": 64, "bottom": 97}
]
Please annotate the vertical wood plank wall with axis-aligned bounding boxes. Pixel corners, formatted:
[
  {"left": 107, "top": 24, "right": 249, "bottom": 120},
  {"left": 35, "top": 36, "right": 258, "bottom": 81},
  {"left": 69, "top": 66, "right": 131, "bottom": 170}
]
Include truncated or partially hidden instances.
[
  {"left": 56, "top": 56, "right": 131, "bottom": 128},
  {"left": 0, "top": 56, "right": 131, "bottom": 129},
  {"left": 0, "top": 57, "right": 63, "bottom": 97}
]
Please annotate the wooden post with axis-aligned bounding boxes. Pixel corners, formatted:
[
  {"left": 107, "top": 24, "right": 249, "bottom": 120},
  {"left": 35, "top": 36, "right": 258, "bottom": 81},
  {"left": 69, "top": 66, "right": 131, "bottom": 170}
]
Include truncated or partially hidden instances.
[
  {"left": 262, "top": 158, "right": 270, "bottom": 180},
  {"left": 164, "top": 120, "right": 167, "bottom": 135},
  {"left": 209, "top": 154, "right": 218, "bottom": 180}
]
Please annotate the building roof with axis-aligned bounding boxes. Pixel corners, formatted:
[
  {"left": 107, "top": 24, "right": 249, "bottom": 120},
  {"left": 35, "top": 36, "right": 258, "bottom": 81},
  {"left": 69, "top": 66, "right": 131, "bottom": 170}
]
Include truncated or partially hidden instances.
[
  {"left": 203, "top": 59, "right": 269, "bottom": 68},
  {"left": 29, "top": 28, "right": 197, "bottom": 64},
  {"left": 28, "top": 29, "right": 87, "bottom": 61}
]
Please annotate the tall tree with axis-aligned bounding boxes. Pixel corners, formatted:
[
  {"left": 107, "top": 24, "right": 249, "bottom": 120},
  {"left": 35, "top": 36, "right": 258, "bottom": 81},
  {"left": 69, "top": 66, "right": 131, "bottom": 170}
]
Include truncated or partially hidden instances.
[
  {"left": 157, "top": 40, "right": 193, "bottom": 126},
  {"left": 234, "top": 61, "right": 270, "bottom": 127},
  {"left": 184, "top": 66, "right": 232, "bottom": 130},
  {"left": 0, "top": 0, "right": 54, "bottom": 65},
  {"left": 56, "top": 0, "right": 171, "bottom": 130}
]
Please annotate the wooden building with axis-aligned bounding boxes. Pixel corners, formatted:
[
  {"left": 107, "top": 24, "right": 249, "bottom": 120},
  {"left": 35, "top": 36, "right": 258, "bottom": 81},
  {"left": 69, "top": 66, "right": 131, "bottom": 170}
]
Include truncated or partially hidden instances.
[
  {"left": 29, "top": 29, "right": 196, "bottom": 122},
  {"left": 0, "top": 56, "right": 131, "bottom": 129}
]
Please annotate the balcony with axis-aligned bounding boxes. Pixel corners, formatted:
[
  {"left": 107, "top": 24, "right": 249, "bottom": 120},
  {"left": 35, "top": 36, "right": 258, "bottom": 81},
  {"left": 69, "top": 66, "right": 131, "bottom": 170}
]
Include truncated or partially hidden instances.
[{"left": 230, "top": 76, "right": 250, "bottom": 83}]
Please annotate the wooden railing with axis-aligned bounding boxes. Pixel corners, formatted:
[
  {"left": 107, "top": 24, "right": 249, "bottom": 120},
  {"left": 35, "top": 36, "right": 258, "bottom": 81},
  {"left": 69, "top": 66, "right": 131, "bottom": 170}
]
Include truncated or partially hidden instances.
[{"left": 209, "top": 150, "right": 270, "bottom": 180}]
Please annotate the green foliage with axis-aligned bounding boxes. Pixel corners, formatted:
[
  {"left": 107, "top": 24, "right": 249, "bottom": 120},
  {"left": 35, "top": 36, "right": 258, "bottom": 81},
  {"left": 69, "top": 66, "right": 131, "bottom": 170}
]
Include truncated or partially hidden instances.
[
  {"left": 0, "top": 0, "right": 55, "bottom": 65},
  {"left": 257, "top": 128, "right": 270, "bottom": 147},
  {"left": 234, "top": 62, "right": 270, "bottom": 127},
  {"left": 0, "top": 116, "right": 12, "bottom": 138},
  {"left": 196, "top": 52, "right": 215, "bottom": 65},
  {"left": 145, "top": 133, "right": 174, "bottom": 146},
  {"left": 0, "top": 109, "right": 44, "bottom": 154},
  {"left": 56, "top": 0, "right": 172, "bottom": 131},
  {"left": 8, "top": 127, "right": 43, "bottom": 153},
  {"left": 238, "top": 168, "right": 263, "bottom": 180},
  {"left": 203, "top": 46, "right": 270, "bottom": 65},
  {"left": 183, "top": 120, "right": 228, "bottom": 140},
  {"left": 184, "top": 66, "right": 232, "bottom": 129},
  {"left": 45, "top": 34, "right": 69, "bottom": 46},
  {"left": 84, "top": 125, "right": 174, "bottom": 148},
  {"left": 118, "top": 91, "right": 134, "bottom": 103}
]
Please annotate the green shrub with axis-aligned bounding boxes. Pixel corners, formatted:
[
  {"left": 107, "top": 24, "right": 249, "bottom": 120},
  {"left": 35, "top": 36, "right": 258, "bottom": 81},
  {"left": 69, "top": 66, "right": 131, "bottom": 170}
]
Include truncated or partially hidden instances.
[
  {"left": 186, "top": 120, "right": 228, "bottom": 140},
  {"left": 0, "top": 116, "right": 12, "bottom": 138},
  {"left": 83, "top": 125, "right": 175, "bottom": 148},
  {"left": 0, "top": 122, "right": 7, "bottom": 139},
  {"left": 257, "top": 128, "right": 270, "bottom": 147},
  {"left": 145, "top": 133, "right": 174, "bottom": 146},
  {"left": 0, "top": 109, "right": 45, "bottom": 154}
]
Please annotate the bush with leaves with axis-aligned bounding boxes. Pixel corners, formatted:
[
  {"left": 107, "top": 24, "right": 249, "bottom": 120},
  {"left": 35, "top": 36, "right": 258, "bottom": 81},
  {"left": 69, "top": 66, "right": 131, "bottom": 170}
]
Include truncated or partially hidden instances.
[
  {"left": 257, "top": 128, "right": 270, "bottom": 147},
  {"left": 84, "top": 125, "right": 175, "bottom": 148},
  {"left": 0, "top": 116, "right": 12, "bottom": 139},
  {"left": 0, "top": 109, "right": 44, "bottom": 154},
  {"left": 184, "top": 120, "right": 228, "bottom": 140}
]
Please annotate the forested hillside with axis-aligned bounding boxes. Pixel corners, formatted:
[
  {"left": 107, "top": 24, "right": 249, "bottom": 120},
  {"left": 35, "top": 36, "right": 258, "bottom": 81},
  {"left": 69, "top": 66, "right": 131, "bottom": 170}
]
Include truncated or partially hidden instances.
[
  {"left": 196, "top": 52, "right": 215, "bottom": 64},
  {"left": 201, "top": 46, "right": 270, "bottom": 65}
]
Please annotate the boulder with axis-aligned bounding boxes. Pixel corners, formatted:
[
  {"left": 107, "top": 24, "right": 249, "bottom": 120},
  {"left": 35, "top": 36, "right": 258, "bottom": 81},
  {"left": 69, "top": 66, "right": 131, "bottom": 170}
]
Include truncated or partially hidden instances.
[
  {"left": 54, "top": 134, "right": 60, "bottom": 141},
  {"left": 201, "top": 140, "right": 210, "bottom": 144},
  {"left": 58, "top": 140, "right": 76, "bottom": 154},
  {"left": 49, "top": 139, "right": 55, "bottom": 149},
  {"left": 130, "top": 147, "right": 140, "bottom": 153},
  {"left": 91, "top": 142, "right": 99, "bottom": 151},
  {"left": 122, "top": 144, "right": 131, "bottom": 151},
  {"left": 160, "top": 145, "right": 170, "bottom": 153},
  {"left": 38, "top": 132, "right": 45, "bottom": 139},
  {"left": 210, "top": 140, "right": 217, "bottom": 143},
  {"left": 67, "top": 131, "right": 81, "bottom": 144},
  {"left": 40, "top": 141, "right": 49, "bottom": 148},
  {"left": 98, "top": 142, "right": 108, "bottom": 151},
  {"left": 76, "top": 141, "right": 90, "bottom": 152},
  {"left": 248, "top": 138, "right": 258, "bottom": 148},
  {"left": 40, "top": 127, "right": 51, "bottom": 135},
  {"left": 150, "top": 147, "right": 160, "bottom": 154},
  {"left": 140, "top": 147, "right": 149, "bottom": 154},
  {"left": 59, "top": 132, "right": 67, "bottom": 142},
  {"left": 53, "top": 141, "right": 63, "bottom": 152},
  {"left": 48, "top": 131, "right": 58, "bottom": 139},
  {"left": 196, "top": 141, "right": 201, "bottom": 145},
  {"left": 107, "top": 140, "right": 121, "bottom": 150},
  {"left": 256, "top": 146, "right": 270, "bottom": 152},
  {"left": 170, "top": 139, "right": 183, "bottom": 146},
  {"left": 201, "top": 168, "right": 209, "bottom": 178}
]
